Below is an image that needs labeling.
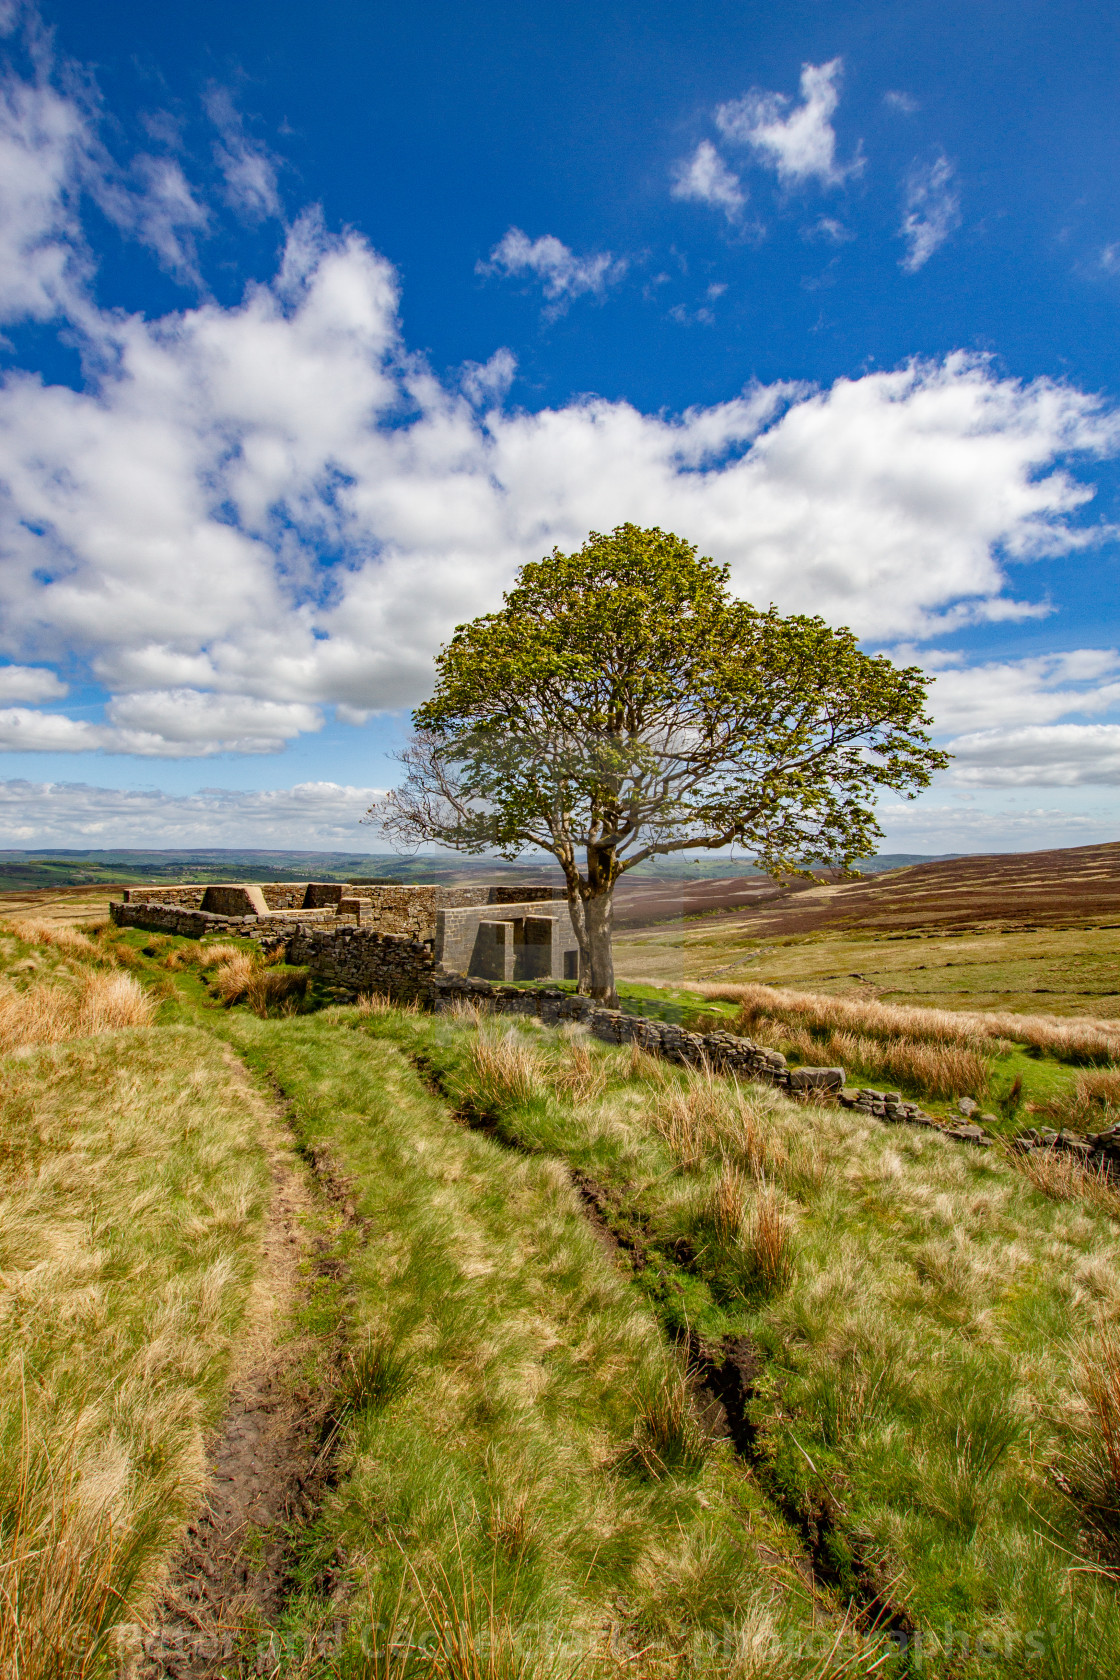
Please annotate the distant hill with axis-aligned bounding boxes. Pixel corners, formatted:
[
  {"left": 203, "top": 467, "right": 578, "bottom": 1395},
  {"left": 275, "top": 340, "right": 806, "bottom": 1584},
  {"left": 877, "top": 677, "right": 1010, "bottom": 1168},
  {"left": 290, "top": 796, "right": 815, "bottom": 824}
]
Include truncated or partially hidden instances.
[
  {"left": 642, "top": 841, "right": 1120, "bottom": 938},
  {"left": 0, "top": 846, "right": 964, "bottom": 893}
]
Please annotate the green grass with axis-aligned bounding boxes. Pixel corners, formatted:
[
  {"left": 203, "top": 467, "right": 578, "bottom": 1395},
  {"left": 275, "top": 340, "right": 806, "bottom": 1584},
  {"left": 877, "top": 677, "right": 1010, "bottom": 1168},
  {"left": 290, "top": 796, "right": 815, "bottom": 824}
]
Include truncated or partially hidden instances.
[
  {"left": 9, "top": 914, "right": 1120, "bottom": 1676},
  {"left": 615, "top": 924, "right": 1120, "bottom": 1019},
  {"left": 356, "top": 1005, "right": 1120, "bottom": 1678},
  {"left": 220, "top": 1006, "right": 857, "bottom": 1676}
]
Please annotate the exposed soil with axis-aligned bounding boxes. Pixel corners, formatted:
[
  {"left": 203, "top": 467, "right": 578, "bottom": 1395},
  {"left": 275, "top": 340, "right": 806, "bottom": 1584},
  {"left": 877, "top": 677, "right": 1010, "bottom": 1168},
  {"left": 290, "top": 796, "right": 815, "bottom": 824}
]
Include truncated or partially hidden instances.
[{"left": 135, "top": 1055, "right": 348, "bottom": 1680}]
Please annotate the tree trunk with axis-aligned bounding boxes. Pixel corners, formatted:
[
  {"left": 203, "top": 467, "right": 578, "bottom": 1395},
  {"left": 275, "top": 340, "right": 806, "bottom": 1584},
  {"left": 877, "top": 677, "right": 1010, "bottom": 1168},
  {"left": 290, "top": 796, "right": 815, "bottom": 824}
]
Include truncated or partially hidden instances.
[{"left": 584, "top": 888, "right": 617, "bottom": 1005}]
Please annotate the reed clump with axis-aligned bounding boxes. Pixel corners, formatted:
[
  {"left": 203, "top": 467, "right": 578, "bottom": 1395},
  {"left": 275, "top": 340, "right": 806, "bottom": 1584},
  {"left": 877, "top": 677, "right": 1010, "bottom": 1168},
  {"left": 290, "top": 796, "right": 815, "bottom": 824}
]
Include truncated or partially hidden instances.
[
  {"left": 623, "top": 1363, "right": 710, "bottom": 1481},
  {"left": 206, "top": 950, "right": 307, "bottom": 1016},
  {"left": 685, "top": 979, "right": 1120, "bottom": 1065}
]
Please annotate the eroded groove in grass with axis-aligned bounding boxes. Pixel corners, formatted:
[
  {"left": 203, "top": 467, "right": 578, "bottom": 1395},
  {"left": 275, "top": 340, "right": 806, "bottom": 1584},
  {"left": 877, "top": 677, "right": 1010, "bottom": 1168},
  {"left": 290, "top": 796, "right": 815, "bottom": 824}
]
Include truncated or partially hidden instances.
[
  {"left": 138, "top": 1056, "right": 359, "bottom": 1678},
  {"left": 568, "top": 1167, "right": 914, "bottom": 1639},
  {"left": 407, "top": 1027, "right": 910, "bottom": 1635}
]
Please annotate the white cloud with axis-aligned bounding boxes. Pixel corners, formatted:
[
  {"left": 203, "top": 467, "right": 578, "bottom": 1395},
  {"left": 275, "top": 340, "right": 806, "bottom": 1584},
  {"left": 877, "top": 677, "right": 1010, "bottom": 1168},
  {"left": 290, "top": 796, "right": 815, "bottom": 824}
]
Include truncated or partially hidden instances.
[
  {"left": 0, "top": 55, "right": 1117, "bottom": 771},
  {"left": 670, "top": 140, "right": 745, "bottom": 221},
  {"left": 204, "top": 86, "right": 281, "bottom": 222},
  {"left": 947, "top": 723, "right": 1120, "bottom": 786},
  {"left": 716, "top": 59, "right": 862, "bottom": 189},
  {"left": 0, "top": 55, "right": 89, "bottom": 320},
  {"left": 0, "top": 663, "right": 67, "bottom": 700},
  {"left": 480, "top": 227, "right": 626, "bottom": 310},
  {"left": 460, "top": 347, "right": 516, "bottom": 407},
  {"left": 883, "top": 91, "right": 919, "bottom": 115},
  {"left": 927, "top": 650, "right": 1120, "bottom": 736},
  {"left": 0, "top": 777, "right": 383, "bottom": 845},
  {"left": 0, "top": 690, "right": 322, "bottom": 756},
  {"left": 899, "top": 151, "right": 960, "bottom": 273},
  {"left": 95, "top": 152, "right": 210, "bottom": 284},
  {"left": 802, "top": 216, "right": 853, "bottom": 243}
]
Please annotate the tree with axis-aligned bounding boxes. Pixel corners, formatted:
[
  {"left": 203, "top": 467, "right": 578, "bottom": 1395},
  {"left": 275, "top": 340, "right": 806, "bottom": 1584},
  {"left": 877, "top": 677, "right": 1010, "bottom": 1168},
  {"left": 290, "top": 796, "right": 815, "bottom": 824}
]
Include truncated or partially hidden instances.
[{"left": 373, "top": 524, "right": 948, "bottom": 1004}]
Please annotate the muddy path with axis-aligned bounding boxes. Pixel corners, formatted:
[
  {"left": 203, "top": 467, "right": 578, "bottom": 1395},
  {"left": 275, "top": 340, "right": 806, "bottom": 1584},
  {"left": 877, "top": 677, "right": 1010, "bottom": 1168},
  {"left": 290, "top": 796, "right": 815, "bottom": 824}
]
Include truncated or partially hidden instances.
[{"left": 135, "top": 1055, "right": 353, "bottom": 1679}]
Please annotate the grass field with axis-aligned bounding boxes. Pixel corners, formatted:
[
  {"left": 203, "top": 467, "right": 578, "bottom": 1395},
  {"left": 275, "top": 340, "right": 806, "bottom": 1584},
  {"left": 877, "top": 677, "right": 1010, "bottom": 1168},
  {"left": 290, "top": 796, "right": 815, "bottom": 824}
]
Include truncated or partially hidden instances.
[
  {"left": 4, "top": 901, "right": 1120, "bottom": 1678},
  {"left": 615, "top": 923, "right": 1120, "bottom": 1017}
]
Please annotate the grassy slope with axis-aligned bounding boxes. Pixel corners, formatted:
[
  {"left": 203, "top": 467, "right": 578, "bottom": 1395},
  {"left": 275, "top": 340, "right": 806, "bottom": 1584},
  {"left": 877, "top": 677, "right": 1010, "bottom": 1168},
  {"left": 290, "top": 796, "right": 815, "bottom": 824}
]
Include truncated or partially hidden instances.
[
  {"left": 363, "top": 1006, "right": 1120, "bottom": 1678},
  {"left": 0, "top": 921, "right": 275, "bottom": 1674},
  {"left": 615, "top": 924, "right": 1120, "bottom": 1019},
  {"left": 9, "top": 916, "right": 1120, "bottom": 1677},
  {"left": 219, "top": 1006, "right": 850, "bottom": 1676}
]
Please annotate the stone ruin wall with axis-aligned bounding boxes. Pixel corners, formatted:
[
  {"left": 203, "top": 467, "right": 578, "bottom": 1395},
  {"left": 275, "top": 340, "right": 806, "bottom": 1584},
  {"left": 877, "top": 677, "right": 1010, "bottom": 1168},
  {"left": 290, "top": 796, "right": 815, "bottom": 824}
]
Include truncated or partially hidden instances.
[{"left": 108, "top": 886, "right": 1120, "bottom": 1174}]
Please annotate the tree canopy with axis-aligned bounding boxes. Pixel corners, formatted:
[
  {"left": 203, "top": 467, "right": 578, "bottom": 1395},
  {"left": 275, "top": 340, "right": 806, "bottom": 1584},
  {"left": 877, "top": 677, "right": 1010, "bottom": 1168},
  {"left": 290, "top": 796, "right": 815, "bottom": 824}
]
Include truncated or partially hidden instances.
[{"left": 374, "top": 524, "right": 948, "bottom": 1001}]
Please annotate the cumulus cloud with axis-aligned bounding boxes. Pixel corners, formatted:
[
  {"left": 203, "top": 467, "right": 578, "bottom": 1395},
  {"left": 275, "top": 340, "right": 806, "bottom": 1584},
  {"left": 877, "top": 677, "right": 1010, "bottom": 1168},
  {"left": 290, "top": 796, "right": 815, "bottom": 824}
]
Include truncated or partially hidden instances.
[
  {"left": 883, "top": 90, "right": 919, "bottom": 115},
  {"left": 670, "top": 140, "right": 745, "bottom": 221},
  {"left": 947, "top": 724, "right": 1120, "bottom": 787},
  {"left": 716, "top": 59, "right": 862, "bottom": 189},
  {"left": 927, "top": 650, "right": 1120, "bottom": 736},
  {"left": 460, "top": 346, "right": 517, "bottom": 407},
  {"left": 0, "top": 51, "right": 1117, "bottom": 771},
  {"left": 480, "top": 227, "right": 626, "bottom": 310},
  {"left": 0, "top": 663, "right": 67, "bottom": 700},
  {"left": 0, "top": 691, "right": 322, "bottom": 756},
  {"left": 204, "top": 85, "right": 281, "bottom": 222},
  {"left": 0, "top": 777, "right": 383, "bottom": 845},
  {"left": 899, "top": 151, "right": 960, "bottom": 273}
]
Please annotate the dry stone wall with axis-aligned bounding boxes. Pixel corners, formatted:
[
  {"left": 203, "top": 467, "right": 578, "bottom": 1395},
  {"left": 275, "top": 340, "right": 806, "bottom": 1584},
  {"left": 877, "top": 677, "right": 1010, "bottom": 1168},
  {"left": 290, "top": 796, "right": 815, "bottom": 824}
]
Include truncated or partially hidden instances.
[{"left": 285, "top": 924, "right": 438, "bottom": 994}]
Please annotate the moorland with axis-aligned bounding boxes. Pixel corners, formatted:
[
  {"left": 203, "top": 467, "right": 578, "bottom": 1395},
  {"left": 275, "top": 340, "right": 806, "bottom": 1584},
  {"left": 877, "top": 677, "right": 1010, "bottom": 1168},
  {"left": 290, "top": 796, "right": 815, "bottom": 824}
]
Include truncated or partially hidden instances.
[{"left": 3, "top": 842, "right": 1120, "bottom": 1680}]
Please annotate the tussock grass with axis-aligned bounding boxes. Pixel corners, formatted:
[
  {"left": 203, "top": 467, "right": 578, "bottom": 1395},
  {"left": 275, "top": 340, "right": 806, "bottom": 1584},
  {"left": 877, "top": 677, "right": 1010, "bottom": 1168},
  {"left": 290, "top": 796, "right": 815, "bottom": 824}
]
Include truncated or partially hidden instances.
[
  {"left": 387, "top": 1006, "right": 1120, "bottom": 1667},
  {"left": 4, "top": 918, "right": 98, "bottom": 955},
  {"left": 624, "top": 1360, "right": 710, "bottom": 1481},
  {"left": 206, "top": 947, "right": 308, "bottom": 1015},
  {"left": 1014, "top": 1147, "right": 1120, "bottom": 1216},
  {"left": 1043, "top": 1068, "right": 1120, "bottom": 1130},
  {"left": 1062, "top": 1322, "right": 1120, "bottom": 1565},
  {"left": 0, "top": 1024, "right": 270, "bottom": 1673},
  {"left": 771, "top": 1020, "right": 992, "bottom": 1101},
  {"left": 0, "top": 969, "right": 153, "bottom": 1053},
  {"left": 463, "top": 1030, "right": 543, "bottom": 1112},
  {"left": 688, "top": 978, "right": 1120, "bottom": 1064}
]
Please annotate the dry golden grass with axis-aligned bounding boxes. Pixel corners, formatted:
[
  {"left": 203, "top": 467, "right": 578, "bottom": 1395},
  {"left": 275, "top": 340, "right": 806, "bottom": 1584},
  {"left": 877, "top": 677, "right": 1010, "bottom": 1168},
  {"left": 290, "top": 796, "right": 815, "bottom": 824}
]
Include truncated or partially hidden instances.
[
  {"left": 1061, "top": 1322, "right": 1120, "bottom": 1565},
  {"left": 691, "top": 978, "right": 1120, "bottom": 1064},
  {"left": 708, "top": 1159, "right": 747, "bottom": 1245},
  {"left": 0, "top": 1026, "right": 270, "bottom": 1676},
  {"left": 3, "top": 919, "right": 97, "bottom": 956},
  {"left": 0, "top": 971, "right": 153, "bottom": 1054},
  {"left": 788, "top": 1024, "right": 992, "bottom": 1100},
  {"left": 199, "top": 941, "right": 245, "bottom": 967},
  {"left": 654, "top": 1071, "right": 787, "bottom": 1176},
  {"left": 0, "top": 1392, "right": 162, "bottom": 1680},
  {"left": 1012, "top": 1147, "right": 1120, "bottom": 1216},
  {"left": 207, "top": 950, "right": 307, "bottom": 1016},
  {"left": 465, "top": 1032, "right": 543, "bottom": 1110},
  {"left": 744, "top": 1189, "right": 795, "bottom": 1294},
  {"left": 550, "top": 1040, "right": 609, "bottom": 1103},
  {"left": 1043, "top": 1069, "right": 1120, "bottom": 1130}
]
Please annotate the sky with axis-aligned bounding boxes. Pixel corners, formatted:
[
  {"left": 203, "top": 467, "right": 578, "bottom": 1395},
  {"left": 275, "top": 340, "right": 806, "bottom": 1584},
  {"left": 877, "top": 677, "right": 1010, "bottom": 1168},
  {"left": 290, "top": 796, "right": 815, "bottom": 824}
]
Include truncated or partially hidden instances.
[{"left": 0, "top": 0, "right": 1118, "bottom": 855}]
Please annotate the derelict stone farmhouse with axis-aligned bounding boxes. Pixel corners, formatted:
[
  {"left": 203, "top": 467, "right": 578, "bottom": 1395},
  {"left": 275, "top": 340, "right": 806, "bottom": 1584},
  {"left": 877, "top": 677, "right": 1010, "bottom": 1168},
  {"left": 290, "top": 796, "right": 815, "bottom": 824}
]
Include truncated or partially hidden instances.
[{"left": 110, "top": 879, "right": 580, "bottom": 990}]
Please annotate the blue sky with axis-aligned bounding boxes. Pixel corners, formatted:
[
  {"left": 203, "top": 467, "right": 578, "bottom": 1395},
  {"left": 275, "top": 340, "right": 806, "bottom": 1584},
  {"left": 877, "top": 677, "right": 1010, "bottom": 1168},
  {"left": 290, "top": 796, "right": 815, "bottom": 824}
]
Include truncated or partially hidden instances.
[{"left": 0, "top": 0, "right": 1118, "bottom": 853}]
